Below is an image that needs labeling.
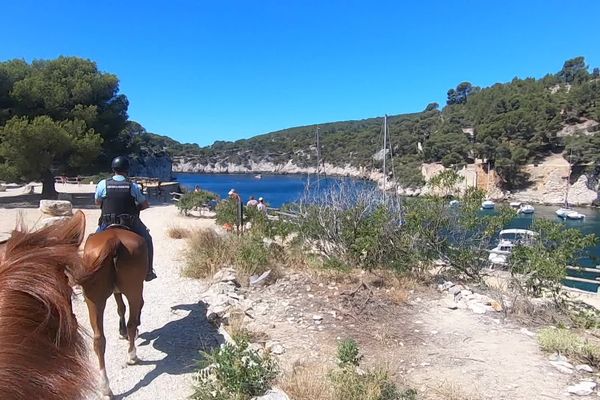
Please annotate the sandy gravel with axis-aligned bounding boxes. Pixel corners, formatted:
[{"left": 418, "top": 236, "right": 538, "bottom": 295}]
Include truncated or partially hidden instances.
[{"left": 1, "top": 192, "right": 222, "bottom": 399}]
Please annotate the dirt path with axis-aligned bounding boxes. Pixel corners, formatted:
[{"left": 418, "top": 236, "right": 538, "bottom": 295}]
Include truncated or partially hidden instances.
[
  {"left": 241, "top": 273, "right": 574, "bottom": 399},
  {"left": 1, "top": 204, "right": 222, "bottom": 399}
]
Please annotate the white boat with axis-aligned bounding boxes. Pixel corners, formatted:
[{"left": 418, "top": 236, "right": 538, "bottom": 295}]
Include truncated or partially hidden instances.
[
  {"left": 254, "top": 174, "right": 262, "bottom": 179},
  {"left": 518, "top": 204, "right": 535, "bottom": 214},
  {"left": 556, "top": 207, "right": 570, "bottom": 218},
  {"left": 488, "top": 229, "right": 537, "bottom": 267},
  {"left": 481, "top": 200, "right": 495, "bottom": 209},
  {"left": 449, "top": 199, "right": 460, "bottom": 207},
  {"left": 566, "top": 210, "right": 585, "bottom": 220},
  {"left": 509, "top": 201, "right": 522, "bottom": 208}
]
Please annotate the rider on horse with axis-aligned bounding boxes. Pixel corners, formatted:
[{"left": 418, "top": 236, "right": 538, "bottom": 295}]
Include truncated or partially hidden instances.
[{"left": 94, "top": 156, "right": 157, "bottom": 282}]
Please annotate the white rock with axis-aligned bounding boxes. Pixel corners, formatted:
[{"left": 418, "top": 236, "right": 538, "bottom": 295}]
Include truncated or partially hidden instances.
[
  {"left": 40, "top": 216, "right": 71, "bottom": 228},
  {"left": 438, "top": 281, "right": 454, "bottom": 292},
  {"left": 312, "top": 315, "right": 323, "bottom": 321},
  {"left": 252, "top": 388, "right": 290, "bottom": 400},
  {"left": 39, "top": 200, "right": 73, "bottom": 216},
  {"left": 250, "top": 270, "right": 272, "bottom": 286},
  {"left": 567, "top": 381, "right": 596, "bottom": 396},
  {"left": 0, "top": 184, "right": 6, "bottom": 192},
  {"left": 468, "top": 302, "right": 488, "bottom": 314},
  {"left": 576, "top": 364, "right": 594, "bottom": 373},
  {"left": 448, "top": 285, "right": 463, "bottom": 296},
  {"left": 213, "top": 268, "right": 238, "bottom": 284},
  {"left": 550, "top": 360, "right": 574, "bottom": 374}
]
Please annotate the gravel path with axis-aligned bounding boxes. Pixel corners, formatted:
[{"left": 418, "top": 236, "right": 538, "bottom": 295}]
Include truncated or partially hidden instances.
[{"left": 0, "top": 204, "right": 220, "bottom": 400}]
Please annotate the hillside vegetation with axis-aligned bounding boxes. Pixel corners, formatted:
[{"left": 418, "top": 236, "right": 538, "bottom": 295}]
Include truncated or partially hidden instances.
[{"left": 167, "top": 57, "right": 600, "bottom": 190}]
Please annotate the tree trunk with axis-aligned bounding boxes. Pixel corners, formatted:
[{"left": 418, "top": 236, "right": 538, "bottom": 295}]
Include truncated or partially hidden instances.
[{"left": 41, "top": 171, "right": 58, "bottom": 199}]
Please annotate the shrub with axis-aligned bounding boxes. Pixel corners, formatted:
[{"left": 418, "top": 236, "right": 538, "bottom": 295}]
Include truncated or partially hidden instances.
[
  {"left": 290, "top": 183, "right": 408, "bottom": 272},
  {"left": 183, "top": 229, "right": 231, "bottom": 279},
  {"left": 192, "top": 337, "right": 278, "bottom": 400},
  {"left": 281, "top": 364, "right": 333, "bottom": 400},
  {"left": 177, "top": 190, "right": 220, "bottom": 215},
  {"left": 329, "top": 367, "right": 409, "bottom": 400},
  {"left": 233, "top": 233, "right": 272, "bottom": 278},
  {"left": 509, "top": 218, "right": 597, "bottom": 297},
  {"left": 329, "top": 338, "right": 413, "bottom": 400},
  {"left": 337, "top": 339, "right": 362, "bottom": 367},
  {"left": 401, "top": 187, "right": 514, "bottom": 279},
  {"left": 167, "top": 226, "right": 191, "bottom": 239},
  {"left": 216, "top": 198, "right": 239, "bottom": 226},
  {"left": 183, "top": 229, "right": 275, "bottom": 282}
]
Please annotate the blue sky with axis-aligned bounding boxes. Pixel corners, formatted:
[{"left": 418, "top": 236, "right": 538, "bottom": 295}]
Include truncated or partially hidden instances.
[{"left": 1, "top": 0, "right": 599, "bottom": 146}]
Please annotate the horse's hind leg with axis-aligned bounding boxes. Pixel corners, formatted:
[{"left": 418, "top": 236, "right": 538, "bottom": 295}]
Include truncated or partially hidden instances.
[
  {"left": 84, "top": 296, "right": 113, "bottom": 398},
  {"left": 125, "top": 287, "right": 144, "bottom": 365},
  {"left": 114, "top": 293, "right": 127, "bottom": 339}
]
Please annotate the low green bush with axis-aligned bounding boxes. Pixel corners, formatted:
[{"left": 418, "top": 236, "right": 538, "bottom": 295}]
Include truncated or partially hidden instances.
[
  {"left": 176, "top": 190, "right": 220, "bottom": 215},
  {"left": 192, "top": 337, "right": 278, "bottom": 400}
]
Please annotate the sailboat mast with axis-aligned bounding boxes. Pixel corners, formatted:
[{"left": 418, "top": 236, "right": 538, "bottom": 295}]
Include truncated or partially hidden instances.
[
  {"left": 315, "top": 126, "right": 321, "bottom": 190},
  {"left": 383, "top": 115, "right": 388, "bottom": 201}
]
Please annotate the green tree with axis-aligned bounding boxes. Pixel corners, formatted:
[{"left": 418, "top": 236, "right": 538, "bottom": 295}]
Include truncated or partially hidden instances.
[
  {"left": 0, "top": 116, "right": 102, "bottom": 198},
  {"left": 1, "top": 57, "right": 129, "bottom": 167}
]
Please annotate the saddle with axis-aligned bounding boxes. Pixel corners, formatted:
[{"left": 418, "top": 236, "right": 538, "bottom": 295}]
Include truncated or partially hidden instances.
[{"left": 98, "top": 214, "right": 137, "bottom": 233}]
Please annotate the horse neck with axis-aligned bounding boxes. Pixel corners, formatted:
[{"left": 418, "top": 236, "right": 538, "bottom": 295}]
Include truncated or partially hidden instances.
[{"left": 0, "top": 232, "right": 92, "bottom": 400}]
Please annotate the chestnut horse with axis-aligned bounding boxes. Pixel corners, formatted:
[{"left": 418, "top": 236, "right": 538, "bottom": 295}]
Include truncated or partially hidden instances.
[
  {"left": 77, "top": 227, "right": 148, "bottom": 398},
  {"left": 0, "top": 211, "right": 91, "bottom": 400}
]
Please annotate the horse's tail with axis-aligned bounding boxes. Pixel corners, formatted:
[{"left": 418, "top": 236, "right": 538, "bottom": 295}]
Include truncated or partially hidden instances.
[
  {"left": 77, "top": 231, "right": 122, "bottom": 284},
  {"left": 0, "top": 211, "right": 92, "bottom": 400}
]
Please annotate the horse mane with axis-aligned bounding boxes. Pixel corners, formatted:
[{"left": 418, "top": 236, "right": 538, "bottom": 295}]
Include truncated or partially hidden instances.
[{"left": 0, "top": 214, "right": 92, "bottom": 400}]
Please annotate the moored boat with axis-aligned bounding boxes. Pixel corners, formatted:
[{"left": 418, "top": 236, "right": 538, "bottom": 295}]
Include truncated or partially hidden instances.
[{"left": 518, "top": 204, "right": 535, "bottom": 214}]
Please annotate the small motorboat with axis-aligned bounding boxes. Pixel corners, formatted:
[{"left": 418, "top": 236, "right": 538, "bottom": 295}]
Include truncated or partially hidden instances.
[
  {"left": 481, "top": 200, "right": 495, "bottom": 209},
  {"left": 488, "top": 229, "right": 537, "bottom": 267},
  {"left": 509, "top": 201, "right": 522, "bottom": 208},
  {"left": 518, "top": 204, "right": 535, "bottom": 214},
  {"left": 449, "top": 199, "right": 460, "bottom": 207},
  {"left": 254, "top": 174, "right": 262, "bottom": 179}
]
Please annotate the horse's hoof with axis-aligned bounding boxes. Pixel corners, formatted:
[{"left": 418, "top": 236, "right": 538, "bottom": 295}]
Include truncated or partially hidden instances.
[
  {"left": 119, "top": 334, "right": 128, "bottom": 340},
  {"left": 126, "top": 355, "right": 139, "bottom": 365}
]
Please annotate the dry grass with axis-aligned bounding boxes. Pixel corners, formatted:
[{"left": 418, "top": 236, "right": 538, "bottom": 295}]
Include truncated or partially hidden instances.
[
  {"left": 538, "top": 327, "right": 600, "bottom": 367},
  {"left": 280, "top": 363, "right": 333, "bottom": 400},
  {"left": 223, "top": 308, "right": 270, "bottom": 343},
  {"left": 429, "top": 381, "right": 481, "bottom": 400},
  {"left": 166, "top": 226, "right": 192, "bottom": 239},
  {"left": 183, "top": 229, "right": 231, "bottom": 279}
]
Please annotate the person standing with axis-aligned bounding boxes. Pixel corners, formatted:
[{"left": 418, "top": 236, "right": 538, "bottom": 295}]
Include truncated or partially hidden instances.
[
  {"left": 228, "top": 188, "right": 244, "bottom": 234},
  {"left": 257, "top": 197, "right": 267, "bottom": 213}
]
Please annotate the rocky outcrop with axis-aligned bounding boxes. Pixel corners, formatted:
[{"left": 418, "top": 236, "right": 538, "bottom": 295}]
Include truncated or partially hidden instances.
[
  {"left": 173, "top": 154, "right": 599, "bottom": 205},
  {"left": 130, "top": 154, "right": 172, "bottom": 181},
  {"left": 173, "top": 157, "right": 385, "bottom": 182}
]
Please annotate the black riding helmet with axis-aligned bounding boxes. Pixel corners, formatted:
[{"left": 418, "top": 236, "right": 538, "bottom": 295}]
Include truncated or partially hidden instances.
[{"left": 111, "top": 156, "right": 130, "bottom": 173}]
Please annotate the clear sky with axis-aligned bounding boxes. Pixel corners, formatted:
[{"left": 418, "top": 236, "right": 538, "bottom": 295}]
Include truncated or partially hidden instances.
[{"left": 1, "top": 0, "right": 599, "bottom": 146}]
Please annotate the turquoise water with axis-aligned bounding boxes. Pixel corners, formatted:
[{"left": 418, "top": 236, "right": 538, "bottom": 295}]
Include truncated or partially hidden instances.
[{"left": 175, "top": 173, "right": 600, "bottom": 291}]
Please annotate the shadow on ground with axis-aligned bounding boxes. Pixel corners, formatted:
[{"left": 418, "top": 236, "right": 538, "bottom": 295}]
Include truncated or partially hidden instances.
[{"left": 114, "top": 302, "right": 223, "bottom": 399}]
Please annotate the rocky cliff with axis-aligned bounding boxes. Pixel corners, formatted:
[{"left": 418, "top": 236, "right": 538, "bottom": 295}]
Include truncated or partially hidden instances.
[
  {"left": 130, "top": 154, "right": 173, "bottom": 181},
  {"left": 173, "top": 154, "right": 599, "bottom": 205}
]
